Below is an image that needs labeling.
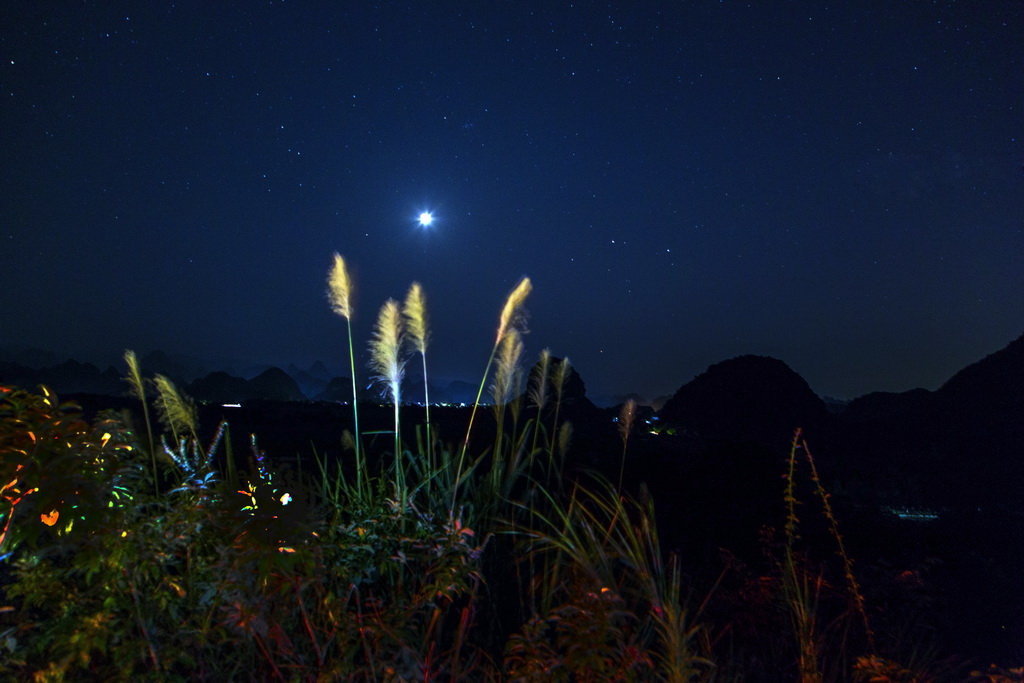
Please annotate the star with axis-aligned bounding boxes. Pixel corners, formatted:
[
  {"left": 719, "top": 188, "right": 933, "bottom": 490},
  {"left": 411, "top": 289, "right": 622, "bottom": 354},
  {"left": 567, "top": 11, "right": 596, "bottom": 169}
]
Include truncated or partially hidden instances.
[{"left": 418, "top": 211, "right": 434, "bottom": 227}]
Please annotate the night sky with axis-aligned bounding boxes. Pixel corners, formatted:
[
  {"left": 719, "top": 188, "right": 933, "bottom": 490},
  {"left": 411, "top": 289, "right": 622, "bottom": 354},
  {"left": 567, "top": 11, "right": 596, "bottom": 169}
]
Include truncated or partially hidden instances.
[{"left": 2, "top": 2, "right": 1022, "bottom": 401}]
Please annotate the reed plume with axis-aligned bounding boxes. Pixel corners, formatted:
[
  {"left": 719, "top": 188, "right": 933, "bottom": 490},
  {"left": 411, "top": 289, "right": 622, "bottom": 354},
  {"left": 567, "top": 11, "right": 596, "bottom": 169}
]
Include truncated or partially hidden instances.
[
  {"left": 549, "top": 356, "right": 572, "bottom": 463},
  {"left": 528, "top": 349, "right": 551, "bottom": 458},
  {"left": 153, "top": 374, "right": 198, "bottom": 442},
  {"left": 370, "top": 298, "right": 406, "bottom": 408},
  {"left": 491, "top": 328, "right": 524, "bottom": 458},
  {"left": 370, "top": 299, "right": 406, "bottom": 501},
  {"left": 123, "top": 349, "right": 157, "bottom": 493},
  {"left": 453, "top": 276, "right": 532, "bottom": 515},
  {"left": 326, "top": 252, "right": 363, "bottom": 493},
  {"left": 491, "top": 328, "right": 524, "bottom": 410},
  {"left": 528, "top": 349, "right": 551, "bottom": 412},
  {"left": 403, "top": 282, "right": 432, "bottom": 470},
  {"left": 326, "top": 252, "right": 353, "bottom": 319},
  {"left": 496, "top": 276, "right": 532, "bottom": 344}
]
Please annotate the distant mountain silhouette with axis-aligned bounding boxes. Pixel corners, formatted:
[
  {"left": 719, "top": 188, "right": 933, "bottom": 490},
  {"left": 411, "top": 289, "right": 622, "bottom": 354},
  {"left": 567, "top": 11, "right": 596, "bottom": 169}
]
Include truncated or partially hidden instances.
[
  {"left": 444, "top": 380, "right": 481, "bottom": 405},
  {"left": 402, "top": 375, "right": 453, "bottom": 405},
  {"left": 931, "top": 332, "right": 1024, "bottom": 422},
  {"left": 314, "top": 377, "right": 354, "bottom": 402},
  {"left": 306, "top": 360, "right": 333, "bottom": 382},
  {"left": 286, "top": 363, "right": 329, "bottom": 398},
  {"left": 658, "top": 355, "right": 829, "bottom": 449},
  {"left": 249, "top": 367, "right": 306, "bottom": 401},
  {"left": 925, "top": 332, "right": 1024, "bottom": 509},
  {"left": 140, "top": 350, "right": 193, "bottom": 383},
  {"left": 840, "top": 387, "right": 932, "bottom": 423},
  {"left": 0, "top": 359, "right": 123, "bottom": 396},
  {"left": 187, "top": 367, "right": 305, "bottom": 403},
  {"left": 0, "top": 346, "right": 60, "bottom": 368},
  {"left": 189, "top": 371, "right": 254, "bottom": 403}
]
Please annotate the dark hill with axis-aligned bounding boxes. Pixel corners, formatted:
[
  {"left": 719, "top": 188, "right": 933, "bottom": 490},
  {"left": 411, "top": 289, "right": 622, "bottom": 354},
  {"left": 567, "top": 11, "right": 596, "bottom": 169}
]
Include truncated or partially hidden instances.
[
  {"left": 931, "top": 332, "right": 1024, "bottom": 428},
  {"left": 314, "top": 377, "right": 354, "bottom": 402},
  {"left": 840, "top": 387, "right": 932, "bottom": 423},
  {"left": 250, "top": 367, "right": 306, "bottom": 401},
  {"left": 307, "top": 360, "right": 333, "bottom": 381},
  {"left": 658, "top": 355, "right": 829, "bottom": 448},
  {"left": 189, "top": 371, "right": 253, "bottom": 404},
  {"left": 925, "top": 333, "right": 1024, "bottom": 510},
  {"left": 0, "top": 359, "right": 123, "bottom": 395},
  {"left": 286, "top": 363, "right": 329, "bottom": 398}
]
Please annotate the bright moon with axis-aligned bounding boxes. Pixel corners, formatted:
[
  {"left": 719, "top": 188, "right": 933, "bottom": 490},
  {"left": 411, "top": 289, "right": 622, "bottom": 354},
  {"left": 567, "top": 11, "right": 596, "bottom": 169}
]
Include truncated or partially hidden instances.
[{"left": 418, "top": 212, "right": 434, "bottom": 227}]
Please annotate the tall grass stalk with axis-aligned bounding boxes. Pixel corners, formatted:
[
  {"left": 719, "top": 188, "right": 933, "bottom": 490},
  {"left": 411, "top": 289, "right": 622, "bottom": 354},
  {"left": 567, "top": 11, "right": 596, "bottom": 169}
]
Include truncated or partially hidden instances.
[
  {"left": 548, "top": 356, "right": 571, "bottom": 470},
  {"left": 780, "top": 429, "right": 880, "bottom": 680},
  {"left": 452, "top": 276, "right": 531, "bottom": 514},
  {"left": 617, "top": 398, "right": 637, "bottom": 494},
  {"left": 123, "top": 349, "right": 157, "bottom": 494},
  {"left": 153, "top": 374, "right": 199, "bottom": 444},
  {"left": 370, "top": 298, "right": 406, "bottom": 507},
  {"left": 403, "top": 282, "right": 432, "bottom": 477},
  {"left": 782, "top": 429, "right": 824, "bottom": 683},
  {"left": 327, "top": 252, "right": 364, "bottom": 496},
  {"left": 527, "top": 349, "right": 551, "bottom": 461},
  {"left": 515, "top": 478, "right": 713, "bottom": 680},
  {"left": 801, "top": 432, "right": 875, "bottom": 655}
]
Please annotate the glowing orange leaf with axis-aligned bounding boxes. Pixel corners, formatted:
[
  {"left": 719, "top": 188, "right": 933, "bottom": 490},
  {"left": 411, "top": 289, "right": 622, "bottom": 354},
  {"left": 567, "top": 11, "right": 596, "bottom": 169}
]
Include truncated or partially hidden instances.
[{"left": 41, "top": 510, "right": 59, "bottom": 526}]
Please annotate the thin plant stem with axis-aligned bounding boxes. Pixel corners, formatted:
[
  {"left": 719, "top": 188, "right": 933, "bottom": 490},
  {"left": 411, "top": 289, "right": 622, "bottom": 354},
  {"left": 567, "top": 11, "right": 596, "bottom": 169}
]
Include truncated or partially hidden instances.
[
  {"left": 617, "top": 398, "right": 636, "bottom": 494},
  {"left": 783, "top": 428, "right": 823, "bottom": 683},
  {"left": 346, "top": 315, "right": 363, "bottom": 497},
  {"left": 404, "top": 282, "right": 432, "bottom": 480},
  {"left": 802, "top": 435, "right": 876, "bottom": 653},
  {"left": 327, "top": 253, "right": 363, "bottom": 497}
]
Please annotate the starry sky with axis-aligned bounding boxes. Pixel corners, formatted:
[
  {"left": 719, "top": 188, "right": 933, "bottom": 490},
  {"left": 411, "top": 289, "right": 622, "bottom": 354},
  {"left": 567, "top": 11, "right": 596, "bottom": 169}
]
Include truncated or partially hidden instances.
[{"left": 2, "top": 1, "right": 1022, "bottom": 401}]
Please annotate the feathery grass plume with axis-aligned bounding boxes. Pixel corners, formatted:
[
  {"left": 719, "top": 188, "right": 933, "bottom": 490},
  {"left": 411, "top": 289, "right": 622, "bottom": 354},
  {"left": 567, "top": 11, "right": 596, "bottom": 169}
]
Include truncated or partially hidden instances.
[
  {"left": 123, "top": 349, "right": 158, "bottom": 494},
  {"left": 403, "top": 282, "right": 429, "bottom": 355},
  {"left": 496, "top": 276, "right": 532, "bottom": 345},
  {"left": 528, "top": 349, "right": 551, "bottom": 411},
  {"left": 548, "top": 356, "right": 572, "bottom": 464},
  {"left": 326, "top": 252, "right": 363, "bottom": 495},
  {"left": 528, "top": 349, "right": 551, "bottom": 459},
  {"left": 153, "top": 374, "right": 198, "bottom": 443},
  {"left": 326, "top": 252, "right": 353, "bottom": 318},
  {"left": 490, "top": 328, "right": 524, "bottom": 462},
  {"left": 370, "top": 299, "right": 406, "bottom": 416},
  {"left": 617, "top": 398, "right": 637, "bottom": 493},
  {"left": 454, "top": 276, "right": 532, "bottom": 514},
  {"left": 491, "top": 328, "right": 524, "bottom": 410},
  {"left": 370, "top": 299, "right": 407, "bottom": 501},
  {"left": 403, "top": 282, "right": 433, "bottom": 472}
]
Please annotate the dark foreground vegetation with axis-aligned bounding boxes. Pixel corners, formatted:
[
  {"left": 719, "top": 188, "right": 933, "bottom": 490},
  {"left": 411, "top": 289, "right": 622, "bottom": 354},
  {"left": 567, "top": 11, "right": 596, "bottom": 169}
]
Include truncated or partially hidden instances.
[{"left": 2, "top": 259, "right": 1022, "bottom": 681}]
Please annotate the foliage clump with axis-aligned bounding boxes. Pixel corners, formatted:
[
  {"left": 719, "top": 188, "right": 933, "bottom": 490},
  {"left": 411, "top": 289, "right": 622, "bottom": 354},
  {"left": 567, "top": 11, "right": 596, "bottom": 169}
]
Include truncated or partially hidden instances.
[{"left": 0, "top": 261, "right": 997, "bottom": 680}]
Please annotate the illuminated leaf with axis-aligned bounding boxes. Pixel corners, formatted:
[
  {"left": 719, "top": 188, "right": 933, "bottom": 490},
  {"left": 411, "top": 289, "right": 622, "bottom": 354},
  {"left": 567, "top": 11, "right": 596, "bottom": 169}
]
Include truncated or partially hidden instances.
[{"left": 41, "top": 509, "right": 59, "bottom": 526}]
